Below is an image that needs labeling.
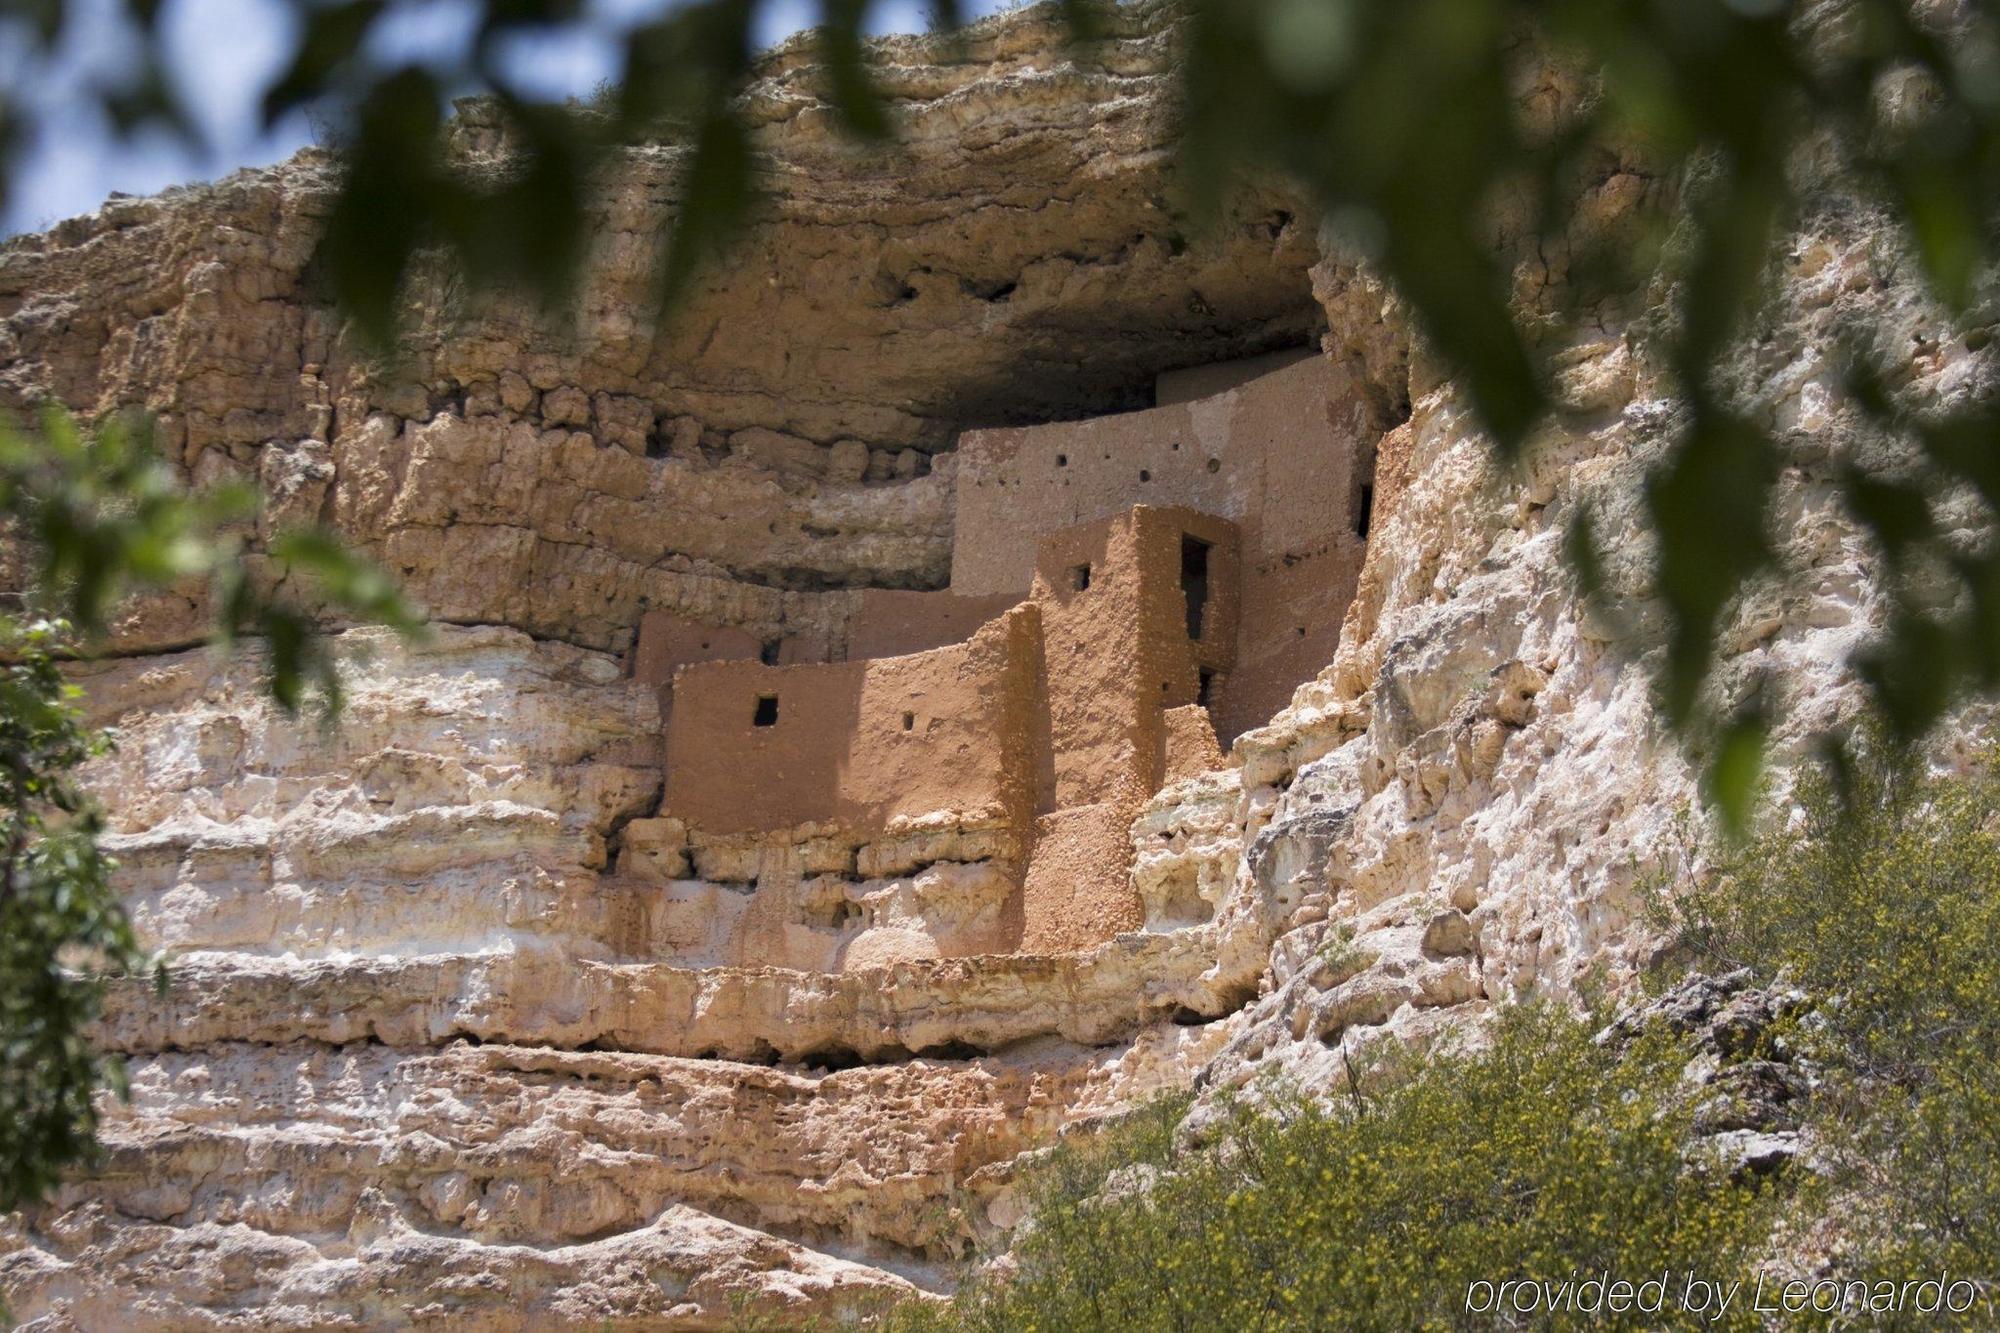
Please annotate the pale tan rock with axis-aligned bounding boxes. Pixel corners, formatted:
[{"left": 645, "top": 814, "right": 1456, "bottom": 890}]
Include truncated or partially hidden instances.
[
  {"left": 828, "top": 438, "right": 870, "bottom": 482},
  {"left": 4, "top": 0, "right": 1990, "bottom": 1325},
  {"left": 542, "top": 384, "right": 592, "bottom": 428},
  {"left": 622, "top": 816, "right": 690, "bottom": 881},
  {"left": 593, "top": 391, "right": 654, "bottom": 456}
]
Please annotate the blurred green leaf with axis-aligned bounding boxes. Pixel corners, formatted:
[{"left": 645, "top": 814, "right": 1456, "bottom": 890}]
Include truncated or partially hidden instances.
[
  {"left": 657, "top": 108, "right": 754, "bottom": 308},
  {"left": 1704, "top": 705, "right": 1768, "bottom": 841},
  {"left": 262, "top": 0, "right": 386, "bottom": 127},
  {"left": 1840, "top": 468, "right": 1937, "bottom": 569},
  {"left": 820, "top": 0, "right": 892, "bottom": 141},
  {"left": 267, "top": 526, "right": 427, "bottom": 635},
  {"left": 0, "top": 407, "right": 418, "bottom": 1207},
  {"left": 1889, "top": 158, "right": 1984, "bottom": 312},
  {"left": 317, "top": 66, "right": 446, "bottom": 348},
  {"left": 1055, "top": 0, "right": 1105, "bottom": 45},
  {"left": 1646, "top": 411, "right": 1778, "bottom": 725}
]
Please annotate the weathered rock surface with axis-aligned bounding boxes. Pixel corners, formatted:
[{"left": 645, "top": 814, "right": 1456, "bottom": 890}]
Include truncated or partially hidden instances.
[
  {"left": 0, "top": 2, "right": 1317, "bottom": 657},
  {"left": 4, "top": 1, "right": 1993, "bottom": 1327},
  {"left": 1, "top": 1024, "right": 1221, "bottom": 1328},
  {"left": 1184, "top": 184, "right": 1997, "bottom": 1114},
  {"left": 0, "top": 8, "right": 1321, "bottom": 1321}
]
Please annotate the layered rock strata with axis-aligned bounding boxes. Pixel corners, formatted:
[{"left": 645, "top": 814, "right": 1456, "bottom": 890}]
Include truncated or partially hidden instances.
[{"left": 3, "top": 1, "right": 1992, "bottom": 1328}]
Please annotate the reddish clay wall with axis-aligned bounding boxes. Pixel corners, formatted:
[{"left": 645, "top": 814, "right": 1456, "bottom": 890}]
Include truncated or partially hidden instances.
[
  {"left": 953, "top": 353, "right": 1375, "bottom": 743},
  {"left": 1016, "top": 506, "right": 1238, "bottom": 951},
  {"left": 1028, "top": 505, "right": 1238, "bottom": 810},
  {"left": 662, "top": 606, "right": 1041, "bottom": 841},
  {"left": 1019, "top": 804, "right": 1142, "bottom": 953},
  {"left": 846, "top": 588, "right": 1020, "bottom": 660},
  {"left": 1160, "top": 703, "right": 1225, "bottom": 784},
  {"left": 631, "top": 610, "right": 766, "bottom": 688}
]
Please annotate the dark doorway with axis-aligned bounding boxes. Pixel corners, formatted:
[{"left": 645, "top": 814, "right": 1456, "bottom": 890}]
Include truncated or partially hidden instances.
[
  {"left": 1355, "top": 482, "right": 1374, "bottom": 539},
  {"left": 753, "top": 695, "right": 779, "bottom": 727},
  {"left": 1181, "top": 536, "right": 1211, "bottom": 641}
]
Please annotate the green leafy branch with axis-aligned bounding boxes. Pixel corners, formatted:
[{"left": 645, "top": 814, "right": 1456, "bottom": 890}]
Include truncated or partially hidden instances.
[
  {"left": 0, "top": 406, "right": 417, "bottom": 1207},
  {"left": 9, "top": 0, "right": 2000, "bottom": 818}
]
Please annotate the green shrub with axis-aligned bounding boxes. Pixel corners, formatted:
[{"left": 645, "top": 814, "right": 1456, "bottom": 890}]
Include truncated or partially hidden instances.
[
  {"left": 890, "top": 748, "right": 2000, "bottom": 1330},
  {"left": 1667, "top": 747, "right": 2000, "bottom": 1290},
  {"left": 890, "top": 1005, "right": 1773, "bottom": 1331}
]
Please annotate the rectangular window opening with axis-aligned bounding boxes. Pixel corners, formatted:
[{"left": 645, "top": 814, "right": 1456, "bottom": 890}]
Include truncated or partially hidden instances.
[
  {"left": 1069, "top": 563, "right": 1091, "bottom": 592},
  {"left": 759, "top": 640, "right": 782, "bottom": 665},
  {"left": 753, "top": 695, "right": 779, "bottom": 727},
  {"left": 1180, "top": 535, "right": 1211, "bottom": 641},
  {"left": 1197, "top": 668, "right": 1216, "bottom": 707}
]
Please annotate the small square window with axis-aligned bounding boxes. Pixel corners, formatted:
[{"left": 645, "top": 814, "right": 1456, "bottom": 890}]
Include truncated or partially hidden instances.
[
  {"left": 1069, "top": 563, "right": 1091, "bottom": 592},
  {"left": 753, "top": 695, "right": 779, "bottom": 727},
  {"left": 902, "top": 711, "right": 916, "bottom": 731}
]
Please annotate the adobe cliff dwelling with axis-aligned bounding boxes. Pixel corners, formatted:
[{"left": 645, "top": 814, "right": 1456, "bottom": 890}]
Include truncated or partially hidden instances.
[
  {"left": 0, "top": 0, "right": 1963, "bottom": 1325},
  {"left": 628, "top": 351, "right": 1375, "bottom": 974}
]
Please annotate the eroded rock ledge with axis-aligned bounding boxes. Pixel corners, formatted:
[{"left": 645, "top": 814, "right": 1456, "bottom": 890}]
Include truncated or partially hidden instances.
[
  {"left": 0, "top": 3, "right": 1331, "bottom": 1308},
  {"left": 0, "top": 0, "right": 1320, "bottom": 658},
  {"left": 7, "top": 0, "right": 1990, "bottom": 1327},
  {"left": 98, "top": 935, "right": 1247, "bottom": 1066}
]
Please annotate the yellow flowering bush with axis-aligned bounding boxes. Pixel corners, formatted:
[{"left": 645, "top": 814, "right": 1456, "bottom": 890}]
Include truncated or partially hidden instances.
[
  {"left": 886, "top": 748, "right": 2000, "bottom": 1330},
  {"left": 889, "top": 1006, "right": 1773, "bottom": 1330},
  {"left": 1670, "top": 749, "right": 2000, "bottom": 1289}
]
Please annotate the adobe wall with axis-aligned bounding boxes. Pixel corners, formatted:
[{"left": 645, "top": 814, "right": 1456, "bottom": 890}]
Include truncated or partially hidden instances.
[
  {"left": 1019, "top": 804, "right": 1141, "bottom": 953},
  {"left": 1154, "top": 346, "right": 1319, "bottom": 405},
  {"left": 845, "top": 588, "right": 1020, "bottom": 660},
  {"left": 953, "top": 353, "right": 1376, "bottom": 743},
  {"left": 1028, "top": 507, "right": 1236, "bottom": 809},
  {"left": 1017, "top": 506, "right": 1239, "bottom": 951},
  {"left": 1160, "top": 703, "right": 1226, "bottom": 785},
  {"left": 662, "top": 605, "right": 1041, "bottom": 843},
  {"left": 631, "top": 610, "right": 766, "bottom": 690}
]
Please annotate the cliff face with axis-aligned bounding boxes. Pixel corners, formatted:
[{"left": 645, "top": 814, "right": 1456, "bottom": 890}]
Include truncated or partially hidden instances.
[{"left": 0, "top": 3, "right": 1988, "bottom": 1328}]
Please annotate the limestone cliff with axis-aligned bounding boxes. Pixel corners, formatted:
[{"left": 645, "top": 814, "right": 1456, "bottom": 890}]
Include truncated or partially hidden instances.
[{"left": 0, "top": 1, "right": 1987, "bottom": 1327}]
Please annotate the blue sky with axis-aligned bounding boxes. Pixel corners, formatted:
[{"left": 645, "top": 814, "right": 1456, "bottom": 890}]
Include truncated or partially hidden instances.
[{"left": 1, "top": 0, "right": 1015, "bottom": 236}]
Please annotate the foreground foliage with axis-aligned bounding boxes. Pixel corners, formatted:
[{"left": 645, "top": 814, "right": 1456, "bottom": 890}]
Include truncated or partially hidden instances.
[
  {"left": 0, "top": 409, "right": 416, "bottom": 1209},
  {"left": 896, "top": 746, "right": 2000, "bottom": 1329},
  {"left": 0, "top": 621, "right": 144, "bottom": 1210},
  {"left": 894, "top": 1006, "right": 1774, "bottom": 1330},
  {"left": 13, "top": 0, "right": 2000, "bottom": 815},
  {"left": 1669, "top": 746, "right": 2000, "bottom": 1290}
]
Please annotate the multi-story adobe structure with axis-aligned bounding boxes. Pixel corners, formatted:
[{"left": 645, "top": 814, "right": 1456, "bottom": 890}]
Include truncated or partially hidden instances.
[{"left": 621, "top": 350, "right": 1378, "bottom": 970}]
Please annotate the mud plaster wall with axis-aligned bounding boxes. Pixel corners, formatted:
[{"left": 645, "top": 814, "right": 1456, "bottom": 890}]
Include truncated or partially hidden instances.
[
  {"left": 657, "top": 507, "right": 1236, "bottom": 955},
  {"left": 1019, "top": 507, "right": 1238, "bottom": 951},
  {"left": 1160, "top": 703, "right": 1225, "bottom": 784},
  {"left": 1019, "top": 803, "right": 1140, "bottom": 953},
  {"left": 631, "top": 612, "right": 768, "bottom": 691},
  {"left": 845, "top": 589, "right": 1021, "bottom": 660},
  {"left": 663, "top": 606, "right": 1040, "bottom": 841},
  {"left": 953, "top": 355, "right": 1375, "bottom": 743},
  {"left": 1030, "top": 506, "right": 1239, "bottom": 814}
]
